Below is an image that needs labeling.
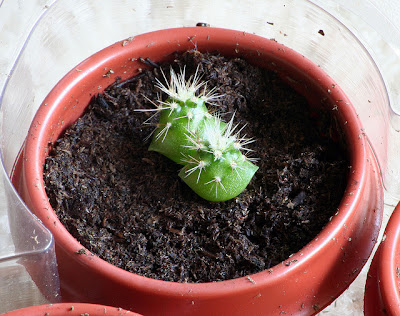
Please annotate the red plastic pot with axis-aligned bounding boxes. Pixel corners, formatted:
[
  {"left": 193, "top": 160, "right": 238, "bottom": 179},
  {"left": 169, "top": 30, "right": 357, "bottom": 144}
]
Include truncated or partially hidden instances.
[
  {"left": 12, "top": 27, "right": 383, "bottom": 315},
  {"left": 364, "top": 202, "right": 400, "bottom": 315},
  {"left": 3, "top": 303, "right": 139, "bottom": 316}
]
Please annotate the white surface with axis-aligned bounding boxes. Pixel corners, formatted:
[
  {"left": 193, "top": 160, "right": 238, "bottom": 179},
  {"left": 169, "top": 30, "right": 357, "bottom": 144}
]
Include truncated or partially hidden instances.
[{"left": 1, "top": 0, "right": 400, "bottom": 314}]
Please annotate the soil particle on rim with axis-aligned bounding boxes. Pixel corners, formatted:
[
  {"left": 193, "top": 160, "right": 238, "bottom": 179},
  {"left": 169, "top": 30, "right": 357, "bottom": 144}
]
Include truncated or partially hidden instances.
[{"left": 43, "top": 49, "right": 348, "bottom": 282}]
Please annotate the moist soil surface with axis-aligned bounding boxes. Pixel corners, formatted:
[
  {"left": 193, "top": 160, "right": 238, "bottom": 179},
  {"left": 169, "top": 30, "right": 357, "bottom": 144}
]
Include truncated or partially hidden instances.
[{"left": 43, "top": 50, "right": 348, "bottom": 282}]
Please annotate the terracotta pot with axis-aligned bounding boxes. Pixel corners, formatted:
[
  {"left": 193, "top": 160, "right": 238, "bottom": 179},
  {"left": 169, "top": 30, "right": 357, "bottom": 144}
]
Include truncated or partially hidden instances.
[
  {"left": 364, "top": 202, "right": 400, "bottom": 315},
  {"left": 12, "top": 27, "right": 383, "bottom": 315},
  {"left": 3, "top": 303, "right": 139, "bottom": 316}
]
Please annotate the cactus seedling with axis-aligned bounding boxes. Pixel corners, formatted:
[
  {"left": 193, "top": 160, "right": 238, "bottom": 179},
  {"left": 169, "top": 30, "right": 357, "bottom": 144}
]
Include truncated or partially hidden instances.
[{"left": 146, "top": 67, "right": 258, "bottom": 202}]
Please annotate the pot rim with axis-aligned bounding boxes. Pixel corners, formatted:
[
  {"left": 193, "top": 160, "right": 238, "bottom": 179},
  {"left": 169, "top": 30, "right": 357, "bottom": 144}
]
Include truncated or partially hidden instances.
[
  {"left": 3, "top": 303, "right": 138, "bottom": 315},
  {"left": 376, "top": 202, "right": 400, "bottom": 313},
  {"left": 21, "top": 27, "right": 373, "bottom": 297}
]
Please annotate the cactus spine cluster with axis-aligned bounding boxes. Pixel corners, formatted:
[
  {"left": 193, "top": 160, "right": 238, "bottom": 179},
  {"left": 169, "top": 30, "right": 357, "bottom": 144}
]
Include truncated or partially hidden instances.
[{"left": 147, "top": 67, "right": 258, "bottom": 202}]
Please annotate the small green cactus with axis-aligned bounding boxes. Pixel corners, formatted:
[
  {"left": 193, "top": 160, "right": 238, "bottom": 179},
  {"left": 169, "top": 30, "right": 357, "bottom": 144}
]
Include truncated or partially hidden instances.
[{"left": 145, "top": 67, "right": 258, "bottom": 202}]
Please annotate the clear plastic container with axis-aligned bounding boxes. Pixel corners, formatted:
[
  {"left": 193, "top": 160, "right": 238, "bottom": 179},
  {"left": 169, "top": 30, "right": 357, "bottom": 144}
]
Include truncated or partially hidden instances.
[
  {"left": 312, "top": 0, "right": 400, "bottom": 200},
  {"left": 0, "top": 167, "right": 60, "bottom": 313},
  {"left": 0, "top": 0, "right": 397, "bottom": 313},
  {"left": 0, "top": 0, "right": 391, "bottom": 193}
]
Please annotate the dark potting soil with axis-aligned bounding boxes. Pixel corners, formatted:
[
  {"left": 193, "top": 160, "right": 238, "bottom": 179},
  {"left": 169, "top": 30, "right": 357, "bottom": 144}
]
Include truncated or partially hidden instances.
[{"left": 43, "top": 50, "right": 348, "bottom": 282}]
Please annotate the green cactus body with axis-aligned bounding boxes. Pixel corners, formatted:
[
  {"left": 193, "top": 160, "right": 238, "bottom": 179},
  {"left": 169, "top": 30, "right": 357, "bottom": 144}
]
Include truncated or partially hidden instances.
[
  {"left": 178, "top": 149, "right": 258, "bottom": 202},
  {"left": 149, "top": 97, "right": 211, "bottom": 164},
  {"left": 147, "top": 67, "right": 258, "bottom": 202}
]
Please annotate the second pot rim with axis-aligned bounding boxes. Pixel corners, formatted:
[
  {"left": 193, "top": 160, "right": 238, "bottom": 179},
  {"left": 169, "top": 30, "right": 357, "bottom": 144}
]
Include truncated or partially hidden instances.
[
  {"left": 18, "top": 27, "right": 379, "bottom": 298},
  {"left": 365, "top": 201, "right": 400, "bottom": 314}
]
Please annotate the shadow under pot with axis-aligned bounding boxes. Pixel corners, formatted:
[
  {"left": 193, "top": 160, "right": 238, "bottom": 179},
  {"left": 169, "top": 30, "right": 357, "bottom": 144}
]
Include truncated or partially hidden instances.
[{"left": 12, "top": 27, "right": 384, "bottom": 315}]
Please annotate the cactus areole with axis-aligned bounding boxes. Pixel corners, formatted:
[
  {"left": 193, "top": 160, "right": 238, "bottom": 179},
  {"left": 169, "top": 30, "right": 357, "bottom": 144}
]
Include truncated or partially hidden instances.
[{"left": 146, "top": 67, "right": 258, "bottom": 202}]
